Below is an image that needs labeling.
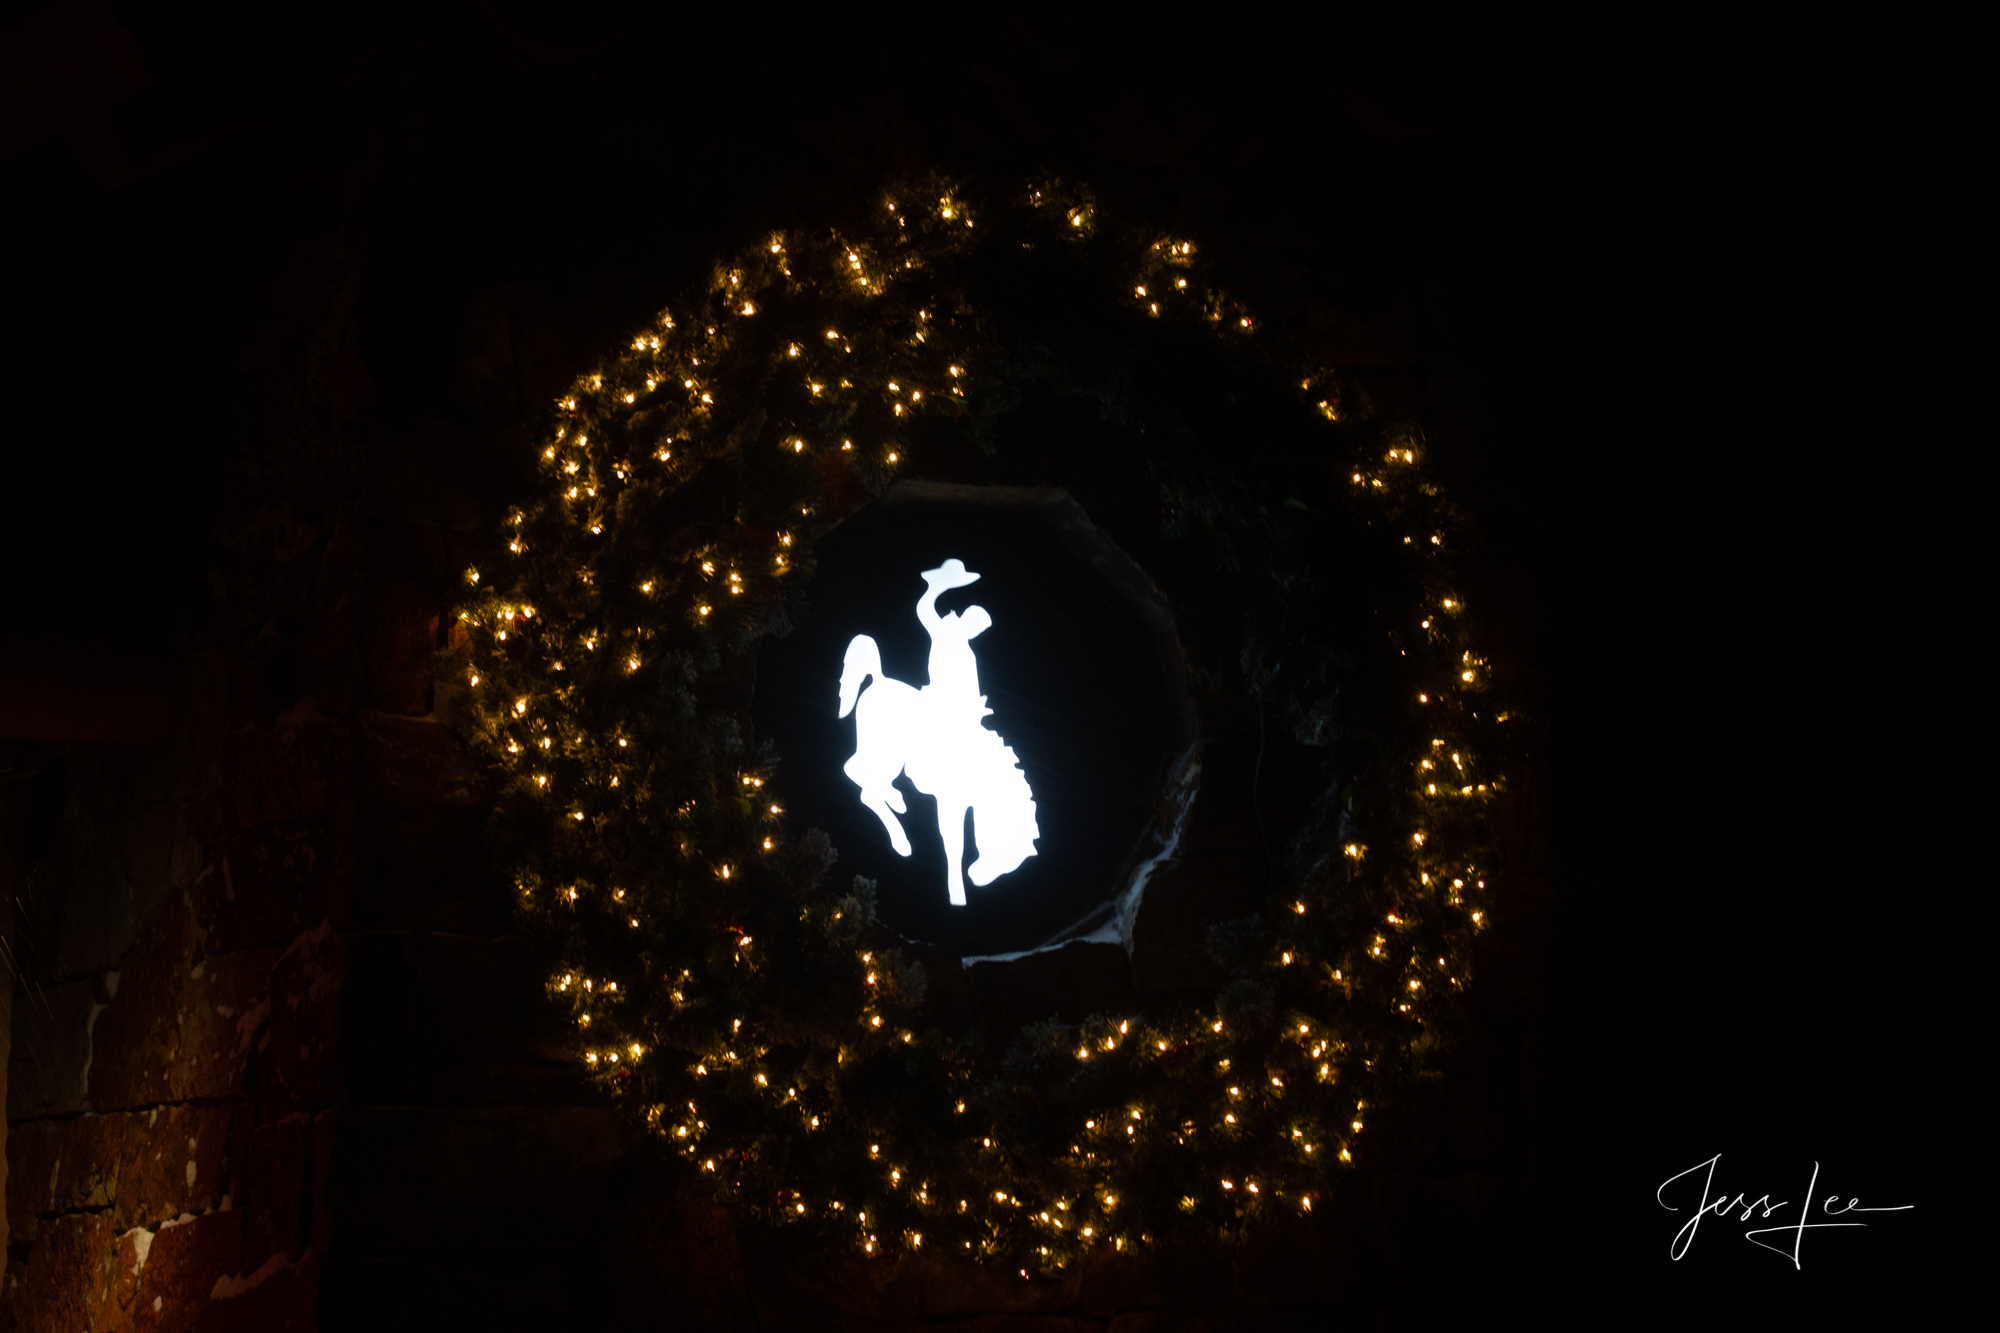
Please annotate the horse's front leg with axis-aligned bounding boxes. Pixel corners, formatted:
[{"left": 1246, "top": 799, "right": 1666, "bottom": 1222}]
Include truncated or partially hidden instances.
[
  {"left": 845, "top": 756, "right": 913, "bottom": 855},
  {"left": 866, "top": 792, "right": 913, "bottom": 857},
  {"left": 937, "top": 796, "right": 969, "bottom": 907}
]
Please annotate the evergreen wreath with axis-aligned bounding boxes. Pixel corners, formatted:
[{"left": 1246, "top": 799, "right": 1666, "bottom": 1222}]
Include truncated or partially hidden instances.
[{"left": 454, "top": 177, "right": 1510, "bottom": 1275}]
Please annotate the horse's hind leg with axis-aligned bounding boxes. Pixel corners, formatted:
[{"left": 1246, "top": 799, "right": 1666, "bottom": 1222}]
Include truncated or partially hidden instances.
[{"left": 937, "top": 797, "right": 969, "bottom": 906}]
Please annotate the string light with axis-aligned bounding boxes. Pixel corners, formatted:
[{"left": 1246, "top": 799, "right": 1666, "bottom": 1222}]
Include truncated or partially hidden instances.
[{"left": 460, "top": 175, "right": 1498, "bottom": 1277}]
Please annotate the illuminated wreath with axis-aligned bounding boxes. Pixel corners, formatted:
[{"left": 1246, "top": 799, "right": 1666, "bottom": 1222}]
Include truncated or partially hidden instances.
[{"left": 455, "top": 178, "right": 1508, "bottom": 1274}]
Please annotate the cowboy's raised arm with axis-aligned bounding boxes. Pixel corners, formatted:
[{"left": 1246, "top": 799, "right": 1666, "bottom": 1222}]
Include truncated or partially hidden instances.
[{"left": 916, "top": 577, "right": 947, "bottom": 635}]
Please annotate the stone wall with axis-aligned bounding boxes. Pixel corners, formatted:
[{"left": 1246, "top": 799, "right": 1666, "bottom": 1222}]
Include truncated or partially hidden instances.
[
  {"left": 2, "top": 651, "right": 335, "bottom": 1326},
  {"left": 2, "top": 455, "right": 1549, "bottom": 1332},
  {"left": 1, "top": 17, "right": 1552, "bottom": 1326},
  {"left": 0, "top": 484, "right": 616, "bottom": 1329}
]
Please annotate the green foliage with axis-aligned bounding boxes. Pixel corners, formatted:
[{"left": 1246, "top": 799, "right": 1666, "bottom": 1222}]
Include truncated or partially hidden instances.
[{"left": 451, "top": 176, "right": 1509, "bottom": 1273}]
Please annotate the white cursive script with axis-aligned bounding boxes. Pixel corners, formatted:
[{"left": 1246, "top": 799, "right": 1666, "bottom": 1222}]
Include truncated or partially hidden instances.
[{"left": 1656, "top": 1155, "right": 1913, "bottom": 1269}]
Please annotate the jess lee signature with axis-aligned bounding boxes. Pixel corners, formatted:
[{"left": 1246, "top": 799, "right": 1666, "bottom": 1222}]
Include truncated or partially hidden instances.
[{"left": 1657, "top": 1156, "right": 1913, "bottom": 1268}]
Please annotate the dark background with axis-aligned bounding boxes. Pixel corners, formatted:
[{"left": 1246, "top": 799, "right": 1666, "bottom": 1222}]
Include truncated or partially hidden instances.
[{"left": 1, "top": 0, "right": 1965, "bottom": 1320}]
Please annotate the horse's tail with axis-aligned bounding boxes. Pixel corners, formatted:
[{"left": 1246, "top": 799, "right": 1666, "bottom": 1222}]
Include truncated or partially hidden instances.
[
  {"left": 965, "top": 733, "right": 1041, "bottom": 887},
  {"left": 838, "top": 635, "right": 882, "bottom": 718}
]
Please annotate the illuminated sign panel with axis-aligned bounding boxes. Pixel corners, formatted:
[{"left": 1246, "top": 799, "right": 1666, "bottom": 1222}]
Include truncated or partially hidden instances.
[
  {"left": 753, "top": 483, "right": 1189, "bottom": 956},
  {"left": 838, "top": 559, "right": 1040, "bottom": 906}
]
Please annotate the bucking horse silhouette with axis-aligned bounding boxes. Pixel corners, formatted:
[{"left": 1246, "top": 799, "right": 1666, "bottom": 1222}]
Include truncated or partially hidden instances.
[{"left": 837, "top": 559, "right": 1040, "bottom": 906}]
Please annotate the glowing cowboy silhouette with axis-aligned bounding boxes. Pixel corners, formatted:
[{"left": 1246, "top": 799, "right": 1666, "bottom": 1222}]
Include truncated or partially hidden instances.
[{"left": 837, "top": 559, "right": 1040, "bottom": 906}]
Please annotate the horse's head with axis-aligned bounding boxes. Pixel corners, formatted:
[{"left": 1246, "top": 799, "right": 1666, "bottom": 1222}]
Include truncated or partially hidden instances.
[{"left": 837, "top": 634, "right": 881, "bottom": 718}]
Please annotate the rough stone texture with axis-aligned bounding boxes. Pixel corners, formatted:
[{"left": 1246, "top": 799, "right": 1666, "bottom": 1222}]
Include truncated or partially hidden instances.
[
  {"left": 113, "top": 1105, "right": 233, "bottom": 1231},
  {"left": 129, "top": 1211, "right": 244, "bottom": 1332},
  {"left": 46, "top": 770, "right": 198, "bottom": 981},
  {"left": 0, "top": 42, "right": 1565, "bottom": 1330},
  {"left": 6, "top": 981, "right": 95, "bottom": 1120},
  {"left": 231, "top": 707, "right": 351, "bottom": 834},
  {"left": 203, "top": 512, "right": 330, "bottom": 647},
  {"left": 241, "top": 1113, "right": 313, "bottom": 1272},
  {"left": 85, "top": 900, "right": 280, "bottom": 1112},
  {"left": 198, "top": 823, "right": 346, "bottom": 956},
  {"left": 6, "top": 601, "right": 356, "bottom": 1332},
  {"left": 7, "top": 583, "right": 1543, "bottom": 1333},
  {"left": 4, "top": 1119, "right": 58, "bottom": 1246},
  {"left": 7, "top": 1211, "right": 120, "bottom": 1333},
  {"left": 263, "top": 924, "right": 345, "bottom": 1118},
  {"left": 205, "top": 1249, "right": 321, "bottom": 1333},
  {"left": 51, "top": 1115, "right": 124, "bottom": 1215}
]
